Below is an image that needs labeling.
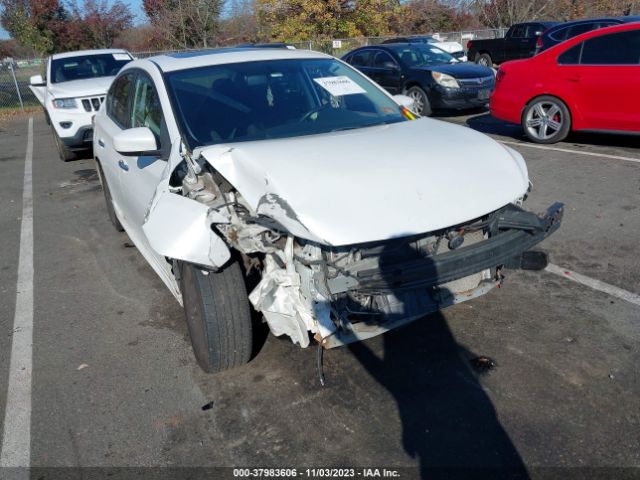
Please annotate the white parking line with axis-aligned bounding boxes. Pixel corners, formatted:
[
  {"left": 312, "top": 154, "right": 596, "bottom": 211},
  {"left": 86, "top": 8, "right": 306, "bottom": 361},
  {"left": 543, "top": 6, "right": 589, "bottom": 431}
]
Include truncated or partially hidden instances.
[
  {"left": 500, "top": 140, "right": 640, "bottom": 164},
  {"left": 546, "top": 263, "right": 640, "bottom": 307},
  {"left": 1, "top": 117, "right": 34, "bottom": 471}
]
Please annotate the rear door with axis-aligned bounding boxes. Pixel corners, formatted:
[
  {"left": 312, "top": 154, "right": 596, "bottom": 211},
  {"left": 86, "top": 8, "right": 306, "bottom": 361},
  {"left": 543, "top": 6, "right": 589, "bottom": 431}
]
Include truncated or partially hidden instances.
[
  {"left": 369, "top": 50, "right": 402, "bottom": 93},
  {"left": 558, "top": 29, "right": 640, "bottom": 131},
  {"left": 346, "top": 49, "right": 374, "bottom": 77}
]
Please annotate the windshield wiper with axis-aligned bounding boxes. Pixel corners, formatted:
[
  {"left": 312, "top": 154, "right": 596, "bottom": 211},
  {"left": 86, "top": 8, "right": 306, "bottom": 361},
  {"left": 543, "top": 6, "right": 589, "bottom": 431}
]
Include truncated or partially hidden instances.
[{"left": 331, "top": 122, "right": 391, "bottom": 132}]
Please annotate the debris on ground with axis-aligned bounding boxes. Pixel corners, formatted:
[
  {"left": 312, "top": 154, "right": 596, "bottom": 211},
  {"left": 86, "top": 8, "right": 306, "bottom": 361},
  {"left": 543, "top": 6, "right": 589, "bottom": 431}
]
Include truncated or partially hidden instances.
[
  {"left": 201, "top": 401, "right": 214, "bottom": 411},
  {"left": 77, "top": 363, "right": 89, "bottom": 370},
  {"left": 470, "top": 356, "right": 496, "bottom": 375}
]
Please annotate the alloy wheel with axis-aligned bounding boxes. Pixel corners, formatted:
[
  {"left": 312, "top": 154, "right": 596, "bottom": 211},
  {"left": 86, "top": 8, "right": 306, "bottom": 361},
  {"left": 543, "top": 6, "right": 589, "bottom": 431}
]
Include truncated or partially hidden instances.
[{"left": 524, "top": 101, "right": 564, "bottom": 141}]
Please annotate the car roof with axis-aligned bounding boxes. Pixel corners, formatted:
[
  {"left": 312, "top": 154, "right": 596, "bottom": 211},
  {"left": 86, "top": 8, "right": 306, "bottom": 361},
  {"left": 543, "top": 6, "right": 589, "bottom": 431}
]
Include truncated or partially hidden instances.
[
  {"left": 51, "top": 49, "right": 130, "bottom": 60},
  {"left": 147, "top": 48, "right": 331, "bottom": 72}
]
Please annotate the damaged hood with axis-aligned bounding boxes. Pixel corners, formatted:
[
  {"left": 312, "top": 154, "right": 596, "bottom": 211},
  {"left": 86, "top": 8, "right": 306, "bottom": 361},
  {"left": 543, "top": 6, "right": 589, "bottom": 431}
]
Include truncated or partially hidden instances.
[{"left": 199, "top": 118, "right": 529, "bottom": 246}]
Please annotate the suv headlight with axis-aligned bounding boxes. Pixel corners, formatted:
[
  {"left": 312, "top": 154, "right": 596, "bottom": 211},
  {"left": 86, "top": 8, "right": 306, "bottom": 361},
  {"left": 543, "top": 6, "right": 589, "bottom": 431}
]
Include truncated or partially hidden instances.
[
  {"left": 52, "top": 98, "right": 77, "bottom": 109},
  {"left": 432, "top": 72, "right": 460, "bottom": 89}
]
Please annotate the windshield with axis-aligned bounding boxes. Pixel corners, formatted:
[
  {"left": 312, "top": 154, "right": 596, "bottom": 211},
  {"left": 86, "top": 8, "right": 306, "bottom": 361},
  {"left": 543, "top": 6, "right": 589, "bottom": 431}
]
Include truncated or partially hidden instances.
[
  {"left": 165, "top": 58, "right": 407, "bottom": 148},
  {"left": 390, "top": 44, "right": 457, "bottom": 67},
  {"left": 50, "top": 53, "right": 132, "bottom": 83}
]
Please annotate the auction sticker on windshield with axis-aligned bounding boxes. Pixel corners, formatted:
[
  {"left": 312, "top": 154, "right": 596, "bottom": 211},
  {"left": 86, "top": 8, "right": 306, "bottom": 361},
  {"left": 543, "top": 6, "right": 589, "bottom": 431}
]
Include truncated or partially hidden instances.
[{"left": 314, "top": 76, "right": 366, "bottom": 96}]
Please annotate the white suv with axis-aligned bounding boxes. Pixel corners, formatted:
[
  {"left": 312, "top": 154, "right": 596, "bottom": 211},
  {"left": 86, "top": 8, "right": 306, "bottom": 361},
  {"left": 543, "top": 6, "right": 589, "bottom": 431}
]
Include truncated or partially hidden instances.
[{"left": 30, "top": 49, "right": 133, "bottom": 161}]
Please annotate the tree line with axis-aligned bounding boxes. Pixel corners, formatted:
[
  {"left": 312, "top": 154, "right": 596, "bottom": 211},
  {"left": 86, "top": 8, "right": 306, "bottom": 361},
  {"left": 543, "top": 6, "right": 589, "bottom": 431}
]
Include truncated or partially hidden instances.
[{"left": 1, "top": 0, "right": 637, "bottom": 57}]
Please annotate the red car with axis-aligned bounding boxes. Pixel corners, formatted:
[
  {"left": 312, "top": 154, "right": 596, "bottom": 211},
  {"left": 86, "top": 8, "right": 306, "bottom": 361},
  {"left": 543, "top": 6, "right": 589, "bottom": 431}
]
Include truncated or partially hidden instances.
[{"left": 490, "top": 23, "right": 640, "bottom": 144}]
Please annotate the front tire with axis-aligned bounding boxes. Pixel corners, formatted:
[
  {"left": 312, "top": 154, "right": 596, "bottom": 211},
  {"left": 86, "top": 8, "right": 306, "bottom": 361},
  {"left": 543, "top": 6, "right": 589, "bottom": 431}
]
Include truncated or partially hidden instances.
[
  {"left": 522, "top": 96, "right": 571, "bottom": 144},
  {"left": 53, "top": 128, "right": 75, "bottom": 162},
  {"left": 95, "top": 161, "right": 124, "bottom": 232},
  {"left": 179, "top": 260, "right": 253, "bottom": 373},
  {"left": 405, "top": 86, "right": 432, "bottom": 117}
]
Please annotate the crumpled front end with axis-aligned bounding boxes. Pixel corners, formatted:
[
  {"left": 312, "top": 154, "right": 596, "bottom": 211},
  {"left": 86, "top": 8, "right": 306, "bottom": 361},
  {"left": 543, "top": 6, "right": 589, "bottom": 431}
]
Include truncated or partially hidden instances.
[
  {"left": 240, "top": 201, "right": 563, "bottom": 348},
  {"left": 142, "top": 146, "right": 563, "bottom": 349}
]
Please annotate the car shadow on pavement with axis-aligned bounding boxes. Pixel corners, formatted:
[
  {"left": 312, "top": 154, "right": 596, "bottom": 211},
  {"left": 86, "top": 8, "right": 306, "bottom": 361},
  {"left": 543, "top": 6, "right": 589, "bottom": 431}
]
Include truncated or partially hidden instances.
[
  {"left": 346, "top": 241, "right": 529, "bottom": 479},
  {"left": 467, "top": 113, "right": 640, "bottom": 149}
]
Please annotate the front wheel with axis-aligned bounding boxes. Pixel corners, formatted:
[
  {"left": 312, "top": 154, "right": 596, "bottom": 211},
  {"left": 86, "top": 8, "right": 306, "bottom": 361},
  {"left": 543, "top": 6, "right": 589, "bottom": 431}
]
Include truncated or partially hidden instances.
[
  {"left": 522, "top": 96, "right": 571, "bottom": 144},
  {"left": 53, "top": 128, "right": 75, "bottom": 162},
  {"left": 179, "top": 260, "right": 253, "bottom": 373},
  {"left": 95, "top": 161, "right": 124, "bottom": 232},
  {"left": 405, "top": 86, "right": 432, "bottom": 117}
]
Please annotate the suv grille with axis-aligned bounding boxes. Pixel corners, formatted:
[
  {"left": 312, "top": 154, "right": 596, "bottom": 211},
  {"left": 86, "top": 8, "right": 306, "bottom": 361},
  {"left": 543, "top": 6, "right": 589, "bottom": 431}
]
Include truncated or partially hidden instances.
[{"left": 81, "top": 96, "right": 105, "bottom": 112}]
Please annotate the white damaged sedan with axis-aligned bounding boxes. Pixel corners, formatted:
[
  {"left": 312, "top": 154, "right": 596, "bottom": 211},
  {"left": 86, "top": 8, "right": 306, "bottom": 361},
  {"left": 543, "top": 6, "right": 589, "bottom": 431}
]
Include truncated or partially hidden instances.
[{"left": 93, "top": 48, "right": 563, "bottom": 373}]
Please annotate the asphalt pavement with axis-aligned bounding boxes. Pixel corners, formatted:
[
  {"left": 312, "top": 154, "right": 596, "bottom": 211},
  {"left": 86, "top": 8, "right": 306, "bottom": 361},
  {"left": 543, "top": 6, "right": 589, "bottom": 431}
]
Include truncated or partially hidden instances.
[{"left": 0, "top": 112, "right": 639, "bottom": 479}]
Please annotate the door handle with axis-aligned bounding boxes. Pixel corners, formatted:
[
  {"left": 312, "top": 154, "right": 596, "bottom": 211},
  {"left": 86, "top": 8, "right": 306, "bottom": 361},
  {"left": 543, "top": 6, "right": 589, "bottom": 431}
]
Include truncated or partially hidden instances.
[
  {"left": 567, "top": 75, "right": 581, "bottom": 83},
  {"left": 98, "top": 139, "right": 105, "bottom": 147},
  {"left": 118, "top": 159, "right": 129, "bottom": 171}
]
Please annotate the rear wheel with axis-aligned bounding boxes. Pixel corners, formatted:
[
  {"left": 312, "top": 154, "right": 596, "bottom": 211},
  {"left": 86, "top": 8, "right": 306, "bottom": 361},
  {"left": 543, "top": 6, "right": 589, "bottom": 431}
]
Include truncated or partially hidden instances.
[
  {"left": 405, "top": 86, "right": 432, "bottom": 117},
  {"left": 476, "top": 53, "right": 493, "bottom": 67},
  {"left": 179, "top": 260, "right": 253, "bottom": 373},
  {"left": 95, "top": 161, "right": 124, "bottom": 232},
  {"left": 53, "top": 129, "right": 75, "bottom": 162},
  {"left": 522, "top": 96, "right": 571, "bottom": 144}
]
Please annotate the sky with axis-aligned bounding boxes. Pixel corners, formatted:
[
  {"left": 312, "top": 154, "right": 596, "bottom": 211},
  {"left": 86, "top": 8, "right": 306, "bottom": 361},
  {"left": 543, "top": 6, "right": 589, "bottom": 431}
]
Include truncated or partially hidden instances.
[{"left": 0, "top": 0, "right": 147, "bottom": 40}]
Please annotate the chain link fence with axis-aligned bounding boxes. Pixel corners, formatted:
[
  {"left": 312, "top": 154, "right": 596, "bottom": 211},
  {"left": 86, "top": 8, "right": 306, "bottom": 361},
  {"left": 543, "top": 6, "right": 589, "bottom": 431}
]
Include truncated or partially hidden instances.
[
  {"left": 0, "top": 59, "right": 43, "bottom": 112},
  {"left": 0, "top": 29, "right": 505, "bottom": 111}
]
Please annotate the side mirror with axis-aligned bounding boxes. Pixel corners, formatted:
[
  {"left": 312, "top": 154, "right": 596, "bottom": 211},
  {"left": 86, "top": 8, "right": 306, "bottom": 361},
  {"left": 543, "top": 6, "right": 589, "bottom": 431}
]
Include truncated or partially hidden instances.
[
  {"left": 114, "top": 127, "right": 158, "bottom": 155},
  {"left": 30, "top": 74, "right": 45, "bottom": 86},
  {"left": 393, "top": 94, "right": 416, "bottom": 113}
]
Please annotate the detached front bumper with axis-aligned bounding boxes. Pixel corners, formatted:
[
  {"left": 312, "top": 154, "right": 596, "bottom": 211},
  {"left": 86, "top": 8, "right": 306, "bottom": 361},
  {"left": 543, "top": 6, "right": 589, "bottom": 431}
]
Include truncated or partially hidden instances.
[{"left": 321, "top": 202, "right": 564, "bottom": 347}]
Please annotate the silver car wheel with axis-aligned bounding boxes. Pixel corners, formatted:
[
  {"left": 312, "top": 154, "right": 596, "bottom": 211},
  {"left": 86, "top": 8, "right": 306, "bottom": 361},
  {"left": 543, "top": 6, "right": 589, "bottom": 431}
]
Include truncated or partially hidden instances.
[
  {"left": 407, "top": 89, "right": 425, "bottom": 114},
  {"left": 524, "top": 100, "right": 563, "bottom": 141}
]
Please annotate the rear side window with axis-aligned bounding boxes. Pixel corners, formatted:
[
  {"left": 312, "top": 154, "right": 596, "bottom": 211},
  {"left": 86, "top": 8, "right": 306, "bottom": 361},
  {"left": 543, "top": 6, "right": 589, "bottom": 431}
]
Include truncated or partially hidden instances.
[
  {"left": 372, "top": 51, "right": 395, "bottom": 68},
  {"left": 349, "top": 50, "right": 372, "bottom": 67},
  {"left": 107, "top": 72, "right": 134, "bottom": 128},
  {"left": 558, "top": 44, "right": 582, "bottom": 64},
  {"left": 558, "top": 30, "right": 640, "bottom": 65},
  {"left": 581, "top": 30, "right": 640, "bottom": 64},
  {"left": 510, "top": 25, "right": 526, "bottom": 38},
  {"left": 525, "top": 25, "right": 543, "bottom": 38},
  {"left": 567, "top": 23, "right": 597, "bottom": 39},
  {"left": 549, "top": 26, "right": 569, "bottom": 41}
]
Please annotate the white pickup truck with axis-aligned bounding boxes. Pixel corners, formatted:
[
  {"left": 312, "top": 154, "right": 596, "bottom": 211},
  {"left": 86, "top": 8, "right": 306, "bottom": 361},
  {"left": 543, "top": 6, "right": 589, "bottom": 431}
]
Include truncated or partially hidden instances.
[{"left": 29, "top": 49, "right": 133, "bottom": 161}]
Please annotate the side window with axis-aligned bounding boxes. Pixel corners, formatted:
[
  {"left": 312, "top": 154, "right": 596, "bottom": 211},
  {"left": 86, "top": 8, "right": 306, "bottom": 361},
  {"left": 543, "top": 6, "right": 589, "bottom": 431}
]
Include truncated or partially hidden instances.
[
  {"left": 567, "top": 23, "right": 596, "bottom": 39},
  {"left": 511, "top": 25, "right": 526, "bottom": 38},
  {"left": 107, "top": 73, "right": 134, "bottom": 128},
  {"left": 525, "top": 25, "right": 541, "bottom": 38},
  {"left": 550, "top": 26, "right": 569, "bottom": 41},
  {"left": 558, "top": 43, "right": 583, "bottom": 64},
  {"left": 581, "top": 30, "right": 640, "bottom": 65},
  {"left": 131, "top": 74, "right": 163, "bottom": 142},
  {"left": 350, "top": 50, "right": 372, "bottom": 67},
  {"left": 372, "top": 51, "right": 395, "bottom": 68}
]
